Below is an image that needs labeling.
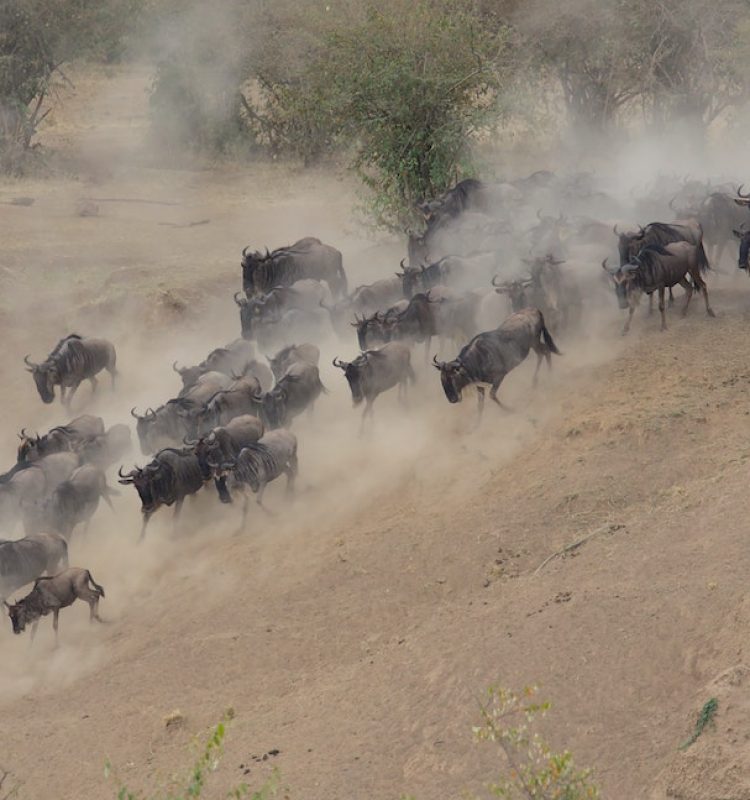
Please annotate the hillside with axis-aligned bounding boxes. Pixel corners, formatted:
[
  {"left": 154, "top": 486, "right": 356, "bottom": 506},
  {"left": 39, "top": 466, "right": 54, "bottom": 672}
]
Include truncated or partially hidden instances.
[{"left": 1, "top": 64, "right": 750, "bottom": 800}]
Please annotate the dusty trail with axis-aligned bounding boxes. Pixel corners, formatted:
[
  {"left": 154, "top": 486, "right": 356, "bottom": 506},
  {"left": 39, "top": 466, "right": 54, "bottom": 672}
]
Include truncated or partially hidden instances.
[{"left": 2, "top": 64, "right": 750, "bottom": 800}]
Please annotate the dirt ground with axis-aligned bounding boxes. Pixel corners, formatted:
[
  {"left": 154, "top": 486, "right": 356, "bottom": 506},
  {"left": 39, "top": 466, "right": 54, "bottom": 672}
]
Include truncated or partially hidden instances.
[{"left": 2, "top": 64, "right": 750, "bottom": 800}]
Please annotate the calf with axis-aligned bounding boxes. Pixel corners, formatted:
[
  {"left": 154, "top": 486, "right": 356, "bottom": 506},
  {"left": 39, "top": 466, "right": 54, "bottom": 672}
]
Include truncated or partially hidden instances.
[
  {"left": 4, "top": 567, "right": 105, "bottom": 643},
  {"left": 0, "top": 532, "right": 68, "bottom": 603},
  {"left": 333, "top": 342, "right": 415, "bottom": 432},
  {"left": 433, "top": 308, "right": 561, "bottom": 420}
]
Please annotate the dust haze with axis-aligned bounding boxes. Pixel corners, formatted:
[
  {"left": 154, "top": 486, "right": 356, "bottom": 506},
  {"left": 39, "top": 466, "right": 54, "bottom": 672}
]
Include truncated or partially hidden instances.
[{"left": 2, "top": 6, "right": 750, "bottom": 797}]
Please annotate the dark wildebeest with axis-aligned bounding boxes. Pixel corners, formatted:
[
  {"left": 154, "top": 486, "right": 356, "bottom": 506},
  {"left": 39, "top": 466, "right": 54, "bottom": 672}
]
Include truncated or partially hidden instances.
[
  {"left": 267, "top": 343, "right": 320, "bottom": 382},
  {"left": 118, "top": 447, "right": 207, "bottom": 541},
  {"left": 353, "top": 301, "right": 409, "bottom": 351},
  {"left": 694, "top": 190, "right": 749, "bottom": 267},
  {"left": 4, "top": 567, "right": 105, "bottom": 643},
  {"left": 235, "top": 279, "right": 331, "bottom": 339},
  {"left": 24, "top": 335, "right": 117, "bottom": 408},
  {"left": 333, "top": 342, "right": 415, "bottom": 432},
  {"left": 320, "top": 276, "right": 404, "bottom": 336},
  {"left": 23, "top": 465, "right": 117, "bottom": 538},
  {"left": 253, "top": 362, "right": 326, "bottom": 429},
  {"left": 432, "top": 308, "right": 561, "bottom": 419},
  {"left": 210, "top": 430, "right": 298, "bottom": 527},
  {"left": 0, "top": 532, "right": 68, "bottom": 603},
  {"left": 17, "top": 414, "right": 104, "bottom": 464},
  {"left": 378, "top": 292, "right": 438, "bottom": 360},
  {"left": 172, "top": 338, "right": 257, "bottom": 391},
  {"left": 418, "top": 178, "right": 488, "bottom": 226},
  {"left": 241, "top": 237, "right": 347, "bottom": 298},
  {"left": 181, "top": 376, "right": 262, "bottom": 437},
  {"left": 602, "top": 241, "right": 715, "bottom": 334},
  {"left": 428, "top": 286, "right": 482, "bottom": 346},
  {"left": 397, "top": 256, "right": 467, "bottom": 299}
]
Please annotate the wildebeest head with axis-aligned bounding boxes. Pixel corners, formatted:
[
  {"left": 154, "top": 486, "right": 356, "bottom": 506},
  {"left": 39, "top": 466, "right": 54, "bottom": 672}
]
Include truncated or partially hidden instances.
[
  {"left": 259, "top": 388, "right": 287, "bottom": 429},
  {"left": 492, "top": 276, "right": 533, "bottom": 312},
  {"left": 130, "top": 407, "right": 159, "bottom": 456},
  {"left": 24, "top": 357, "right": 57, "bottom": 403},
  {"left": 333, "top": 356, "right": 368, "bottom": 406},
  {"left": 602, "top": 258, "right": 638, "bottom": 309},
  {"left": 16, "top": 429, "right": 42, "bottom": 463},
  {"left": 118, "top": 463, "right": 164, "bottom": 513},
  {"left": 395, "top": 261, "right": 422, "bottom": 298},
  {"left": 233, "top": 292, "right": 256, "bottom": 340},
  {"left": 4, "top": 599, "right": 33, "bottom": 634},
  {"left": 432, "top": 355, "right": 472, "bottom": 403},
  {"left": 241, "top": 247, "right": 274, "bottom": 295},
  {"left": 352, "top": 312, "right": 388, "bottom": 351},
  {"left": 613, "top": 224, "right": 645, "bottom": 266},
  {"left": 173, "top": 361, "right": 203, "bottom": 391}
]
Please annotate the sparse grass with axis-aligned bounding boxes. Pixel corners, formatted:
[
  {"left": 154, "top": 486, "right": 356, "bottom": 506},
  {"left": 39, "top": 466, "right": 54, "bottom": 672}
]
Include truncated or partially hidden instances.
[
  {"left": 104, "top": 710, "right": 279, "bottom": 800},
  {"left": 679, "top": 698, "right": 718, "bottom": 751}
]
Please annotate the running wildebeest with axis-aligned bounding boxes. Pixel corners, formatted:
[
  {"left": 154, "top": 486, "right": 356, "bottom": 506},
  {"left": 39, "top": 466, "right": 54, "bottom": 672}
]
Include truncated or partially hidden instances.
[
  {"left": 210, "top": 429, "right": 298, "bottom": 526},
  {"left": 16, "top": 414, "right": 104, "bottom": 463},
  {"left": 180, "top": 376, "right": 262, "bottom": 436},
  {"left": 76, "top": 424, "right": 132, "bottom": 469},
  {"left": 733, "top": 223, "right": 750, "bottom": 271},
  {"left": 253, "top": 362, "right": 326, "bottom": 429},
  {"left": 267, "top": 343, "right": 320, "bottom": 382},
  {"left": 23, "top": 465, "right": 117, "bottom": 538},
  {"left": 432, "top": 308, "right": 561, "bottom": 419},
  {"left": 118, "top": 447, "right": 206, "bottom": 541},
  {"left": 4, "top": 567, "right": 105, "bottom": 643},
  {"left": 241, "top": 237, "right": 347, "bottom": 298},
  {"left": 24, "top": 335, "right": 117, "bottom": 408},
  {"left": 0, "top": 532, "right": 68, "bottom": 603},
  {"left": 172, "top": 338, "right": 257, "bottom": 391},
  {"left": 602, "top": 241, "right": 715, "bottom": 334},
  {"left": 333, "top": 342, "right": 415, "bottom": 431}
]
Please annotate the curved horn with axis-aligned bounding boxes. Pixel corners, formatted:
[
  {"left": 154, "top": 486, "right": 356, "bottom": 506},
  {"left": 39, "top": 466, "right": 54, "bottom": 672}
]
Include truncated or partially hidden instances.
[
  {"left": 332, "top": 357, "right": 347, "bottom": 369},
  {"left": 117, "top": 465, "right": 130, "bottom": 478},
  {"left": 183, "top": 436, "right": 199, "bottom": 446},
  {"left": 130, "top": 407, "right": 141, "bottom": 419},
  {"left": 242, "top": 245, "right": 250, "bottom": 257},
  {"left": 19, "top": 428, "right": 28, "bottom": 439},
  {"left": 23, "top": 355, "right": 37, "bottom": 368},
  {"left": 491, "top": 275, "right": 503, "bottom": 287},
  {"left": 738, "top": 184, "right": 750, "bottom": 199},
  {"left": 536, "top": 208, "right": 543, "bottom": 221},
  {"left": 265, "top": 247, "right": 270, "bottom": 258},
  {"left": 613, "top": 223, "right": 620, "bottom": 236},
  {"left": 172, "top": 361, "right": 182, "bottom": 373},
  {"left": 399, "top": 258, "right": 406, "bottom": 269},
  {"left": 669, "top": 194, "right": 677, "bottom": 210},
  {"left": 234, "top": 292, "right": 245, "bottom": 307},
  {"left": 146, "top": 408, "right": 156, "bottom": 418},
  {"left": 601, "top": 258, "right": 611, "bottom": 272},
  {"left": 432, "top": 354, "right": 445, "bottom": 369}
]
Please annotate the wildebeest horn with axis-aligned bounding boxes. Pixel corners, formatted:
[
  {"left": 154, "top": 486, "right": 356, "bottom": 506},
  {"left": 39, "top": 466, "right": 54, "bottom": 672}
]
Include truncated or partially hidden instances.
[
  {"left": 491, "top": 275, "right": 503, "bottom": 287},
  {"left": 399, "top": 258, "right": 406, "bottom": 269},
  {"left": 332, "top": 357, "right": 347, "bottom": 369},
  {"left": 536, "top": 208, "right": 543, "bottom": 220},
  {"left": 738, "top": 184, "right": 750, "bottom": 199},
  {"left": 252, "top": 391, "right": 264, "bottom": 401},
  {"left": 183, "top": 435, "right": 199, "bottom": 445},
  {"left": 613, "top": 223, "right": 620, "bottom": 236},
  {"left": 242, "top": 245, "right": 250, "bottom": 257},
  {"left": 432, "top": 354, "right": 445, "bottom": 369},
  {"left": 19, "top": 428, "right": 28, "bottom": 440},
  {"left": 172, "top": 361, "right": 183, "bottom": 373},
  {"left": 234, "top": 292, "right": 246, "bottom": 307},
  {"left": 2, "top": 600, "right": 10, "bottom": 610},
  {"left": 146, "top": 408, "right": 156, "bottom": 418},
  {"left": 669, "top": 194, "right": 677, "bottom": 210},
  {"left": 601, "top": 258, "right": 612, "bottom": 273},
  {"left": 23, "top": 354, "right": 37, "bottom": 368},
  {"left": 130, "top": 407, "right": 141, "bottom": 419},
  {"left": 265, "top": 248, "right": 270, "bottom": 258}
]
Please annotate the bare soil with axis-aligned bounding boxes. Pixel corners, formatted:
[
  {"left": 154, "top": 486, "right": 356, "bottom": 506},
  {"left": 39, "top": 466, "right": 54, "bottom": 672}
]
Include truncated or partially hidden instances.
[{"left": 1, "top": 63, "right": 750, "bottom": 800}]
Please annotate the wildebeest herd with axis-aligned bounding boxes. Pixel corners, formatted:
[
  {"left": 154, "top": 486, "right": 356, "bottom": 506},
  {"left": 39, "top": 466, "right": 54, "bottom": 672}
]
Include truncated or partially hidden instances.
[{"left": 3, "top": 171, "right": 750, "bottom": 642}]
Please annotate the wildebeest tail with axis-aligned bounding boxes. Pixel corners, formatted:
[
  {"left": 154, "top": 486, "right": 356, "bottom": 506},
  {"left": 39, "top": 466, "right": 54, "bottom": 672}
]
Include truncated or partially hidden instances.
[
  {"left": 86, "top": 570, "right": 105, "bottom": 598},
  {"left": 697, "top": 241, "right": 710, "bottom": 273},
  {"left": 540, "top": 318, "right": 562, "bottom": 355},
  {"left": 337, "top": 260, "right": 348, "bottom": 296}
]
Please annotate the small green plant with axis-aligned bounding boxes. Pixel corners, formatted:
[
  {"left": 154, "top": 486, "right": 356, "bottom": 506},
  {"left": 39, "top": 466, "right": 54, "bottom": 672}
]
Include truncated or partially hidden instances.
[
  {"left": 472, "top": 685, "right": 600, "bottom": 800},
  {"left": 104, "top": 710, "right": 278, "bottom": 800},
  {"left": 679, "top": 697, "right": 718, "bottom": 751}
]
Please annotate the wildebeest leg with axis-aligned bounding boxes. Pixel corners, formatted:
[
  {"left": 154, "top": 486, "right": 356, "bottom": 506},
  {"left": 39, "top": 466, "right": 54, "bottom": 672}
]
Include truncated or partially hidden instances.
[
  {"left": 284, "top": 466, "right": 296, "bottom": 496},
  {"left": 667, "top": 287, "right": 674, "bottom": 307},
  {"left": 89, "top": 598, "right": 103, "bottom": 623},
  {"left": 240, "top": 493, "right": 250, "bottom": 530},
  {"left": 59, "top": 385, "right": 67, "bottom": 404},
  {"left": 658, "top": 286, "right": 667, "bottom": 331},
  {"left": 679, "top": 279, "right": 694, "bottom": 318},
  {"left": 52, "top": 609, "right": 59, "bottom": 647},
  {"left": 647, "top": 293, "right": 654, "bottom": 316},
  {"left": 138, "top": 511, "right": 153, "bottom": 543},
  {"left": 172, "top": 498, "right": 184, "bottom": 531},
  {"left": 622, "top": 303, "right": 635, "bottom": 335},
  {"left": 64, "top": 381, "right": 81, "bottom": 408},
  {"left": 89, "top": 375, "right": 98, "bottom": 395},
  {"left": 30, "top": 618, "right": 40, "bottom": 644},
  {"left": 108, "top": 366, "right": 116, "bottom": 390},
  {"left": 476, "top": 386, "right": 485, "bottom": 421},
  {"left": 698, "top": 279, "right": 715, "bottom": 317},
  {"left": 489, "top": 380, "right": 513, "bottom": 412},
  {"left": 359, "top": 400, "right": 375, "bottom": 436}
]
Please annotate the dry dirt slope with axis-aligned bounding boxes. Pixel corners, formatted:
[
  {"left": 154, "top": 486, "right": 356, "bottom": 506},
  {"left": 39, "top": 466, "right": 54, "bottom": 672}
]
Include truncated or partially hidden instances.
[{"left": 3, "top": 292, "right": 750, "bottom": 800}]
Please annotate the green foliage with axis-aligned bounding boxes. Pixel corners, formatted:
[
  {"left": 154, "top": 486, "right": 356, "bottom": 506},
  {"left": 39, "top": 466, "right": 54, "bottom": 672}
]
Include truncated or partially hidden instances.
[
  {"left": 257, "top": 0, "right": 509, "bottom": 230},
  {"left": 104, "top": 710, "right": 278, "bottom": 800},
  {"left": 679, "top": 698, "right": 718, "bottom": 751},
  {"left": 472, "top": 685, "right": 600, "bottom": 800}
]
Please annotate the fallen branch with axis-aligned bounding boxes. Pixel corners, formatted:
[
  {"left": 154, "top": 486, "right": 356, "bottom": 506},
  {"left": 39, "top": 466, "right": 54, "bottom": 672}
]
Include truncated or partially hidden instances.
[
  {"left": 157, "top": 219, "right": 211, "bottom": 228},
  {"left": 534, "top": 523, "right": 623, "bottom": 575},
  {"left": 82, "top": 197, "right": 180, "bottom": 206}
]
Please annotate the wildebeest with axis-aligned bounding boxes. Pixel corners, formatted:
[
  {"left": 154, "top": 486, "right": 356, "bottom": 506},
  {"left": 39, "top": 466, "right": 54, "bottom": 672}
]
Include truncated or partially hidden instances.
[
  {"left": 24, "top": 334, "right": 117, "bottom": 407},
  {"left": 76, "top": 424, "right": 132, "bottom": 469},
  {"left": 211, "top": 430, "right": 298, "bottom": 526},
  {"left": 696, "top": 190, "right": 750, "bottom": 267},
  {"left": 432, "top": 308, "right": 561, "bottom": 419},
  {"left": 23, "top": 465, "right": 117, "bottom": 538},
  {"left": 267, "top": 343, "right": 320, "bottom": 382},
  {"left": 172, "top": 338, "right": 256, "bottom": 391},
  {"left": 180, "top": 376, "right": 262, "bottom": 436},
  {"left": 353, "top": 301, "right": 409, "bottom": 351},
  {"left": 241, "top": 237, "right": 347, "bottom": 298},
  {"left": 397, "top": 257, "right": 464, "bottom": 298},
  {"left": 333, "top": 342, "right": 415, "bottom": 431},
  {"left": 17, "top": 414, "right": 104, "bottom": 464},
  {"left": 0, "top": 453, "right": 80, "bottom": 529},
  {"left": 418, "top": 179, "right": 488, "bottom": 226},
  {"left": 235, "top": 279, "right": 332, "bottom": 339},
  {"left": 0, "top": 532, "right": 68, "bottom": 603},
  {"left": 733, "top": 223, "right": 750, "bottom": 270},
  {"left": 4, "top": 567, "right": 105, "bottom": 643},
  {"left": 118, "top": 447, "right": 206, "bottom": 541},
  {"left": 253, "top": 362, "right": 326, "bottom": 429},
  {"left": 602, "top": 242, "right": 715, "bottom": 334},
  {"left": 320, "top": 276, "right": 404, "bottom": 336},
  {"left": 375, "top": 292, "right": 437, "bottom": 359}
]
